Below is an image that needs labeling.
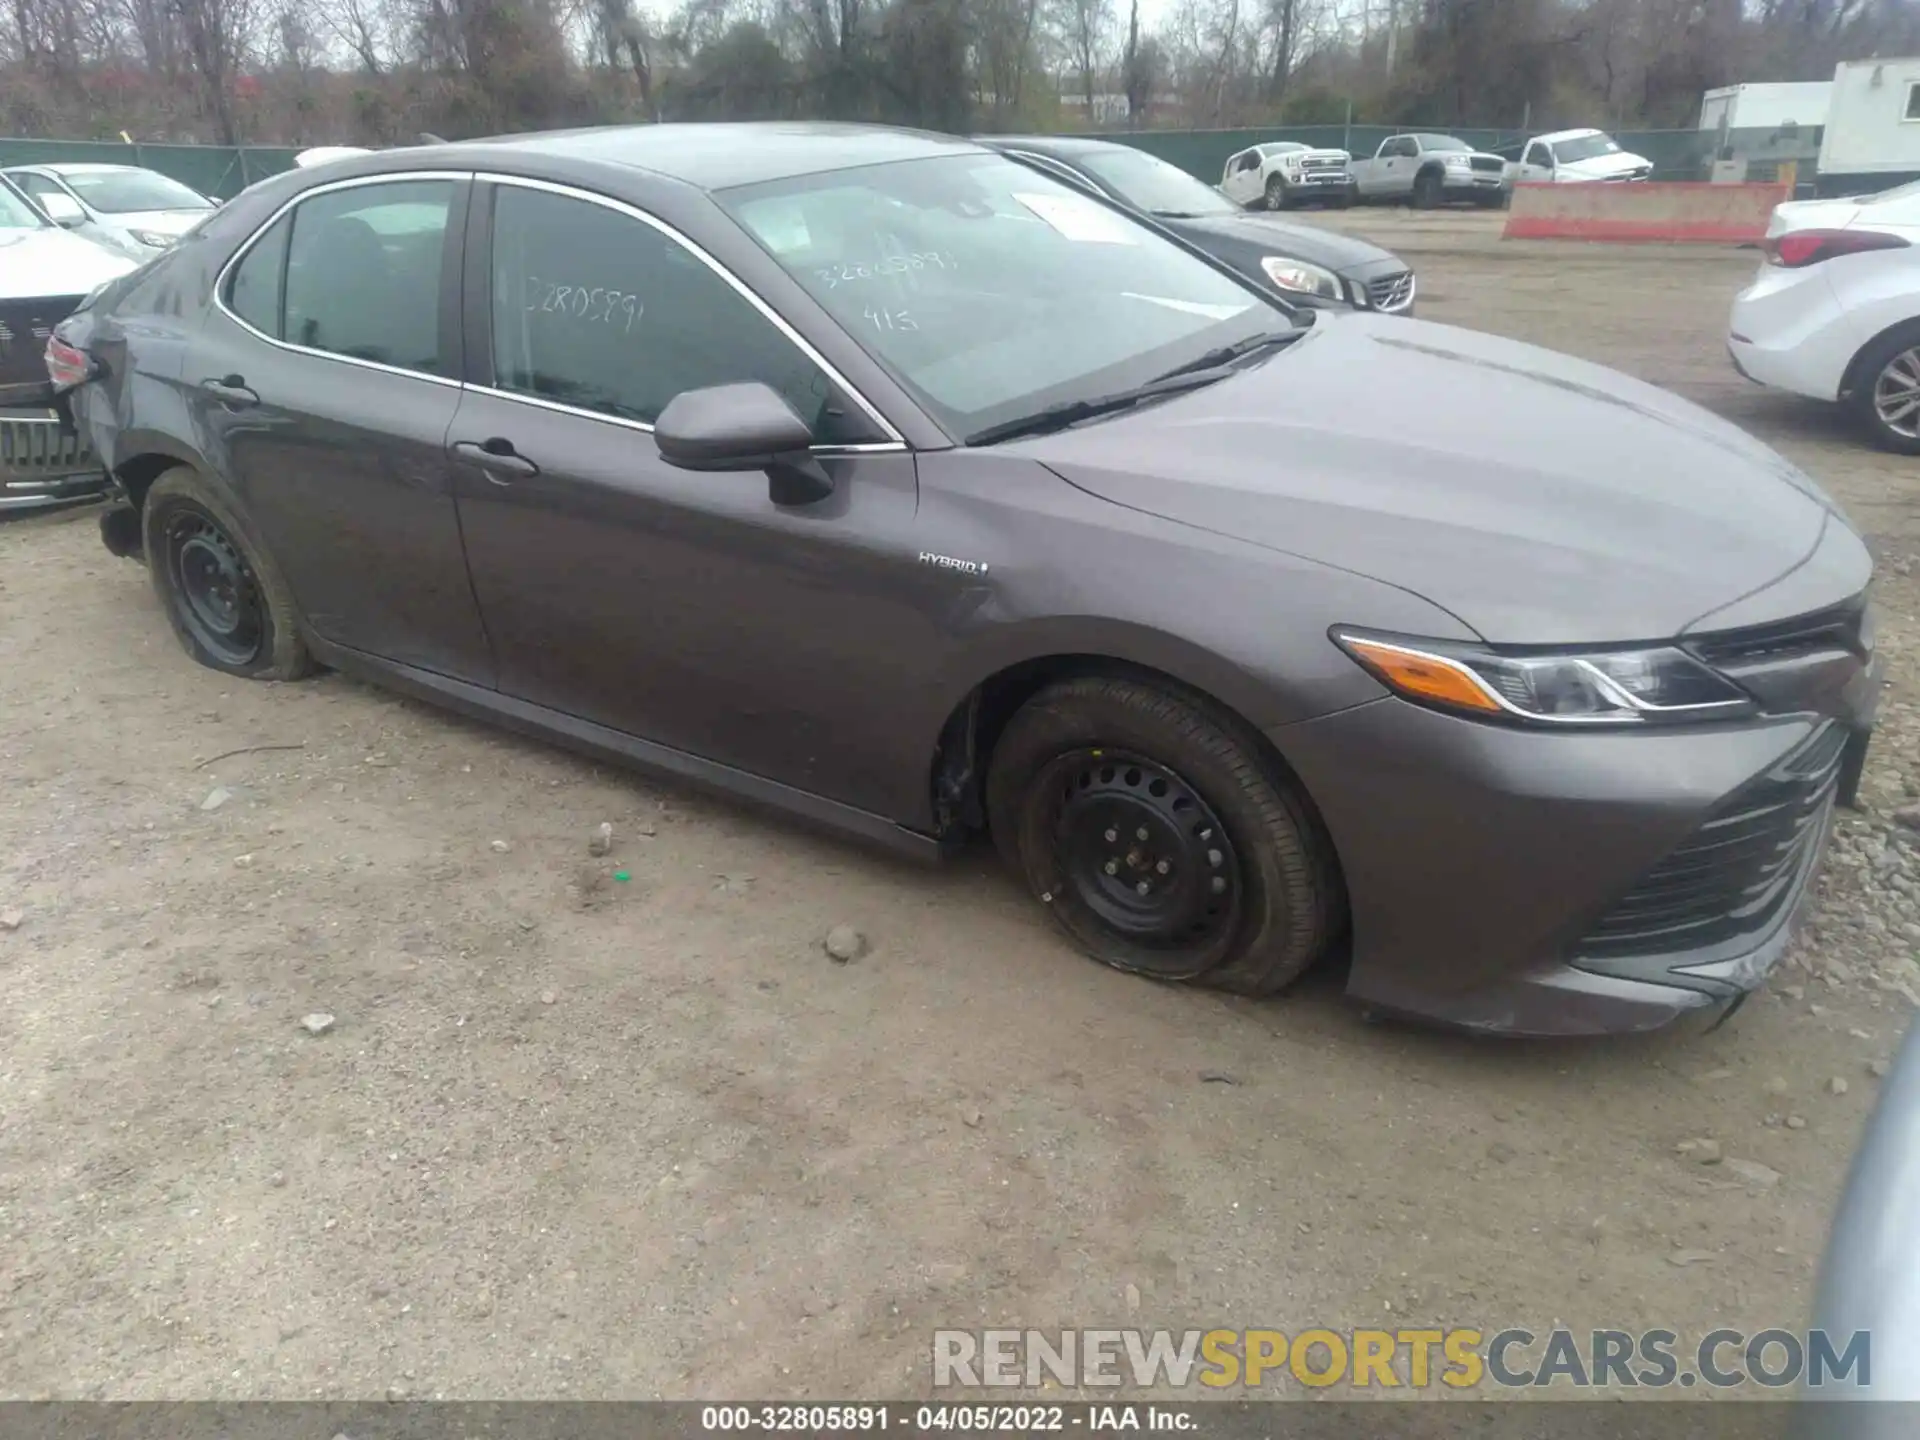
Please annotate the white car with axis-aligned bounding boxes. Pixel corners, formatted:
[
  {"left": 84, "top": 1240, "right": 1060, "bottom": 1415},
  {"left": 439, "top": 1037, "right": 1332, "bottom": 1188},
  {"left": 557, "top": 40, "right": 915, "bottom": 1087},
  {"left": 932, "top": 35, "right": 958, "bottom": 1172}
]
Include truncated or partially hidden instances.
[
  {"left": 1220, "top": 141, "right": 1356, "bottom": 211},
  {"left": 1, "top": 162, "right": 215, "bottom": 260},
  {"left": 1728, "top": 179, "right": 1920, "bottom": 451},
  {"left": 1507, "top": 129, "right": 1653, "bottom": 184}
]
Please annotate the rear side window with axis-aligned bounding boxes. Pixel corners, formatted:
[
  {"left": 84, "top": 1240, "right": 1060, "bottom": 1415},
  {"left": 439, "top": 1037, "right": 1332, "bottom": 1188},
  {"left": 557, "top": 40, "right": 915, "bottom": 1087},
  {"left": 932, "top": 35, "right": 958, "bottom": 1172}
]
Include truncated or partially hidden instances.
[
  {"left": 278, "top": 179, "right": 453, "bottom": 374},
  {"left": 226, "top": 213, "right": 289, "bottom": 335},
  {"left": 485, "top": 184, "right": 874, "bottom": 444}
]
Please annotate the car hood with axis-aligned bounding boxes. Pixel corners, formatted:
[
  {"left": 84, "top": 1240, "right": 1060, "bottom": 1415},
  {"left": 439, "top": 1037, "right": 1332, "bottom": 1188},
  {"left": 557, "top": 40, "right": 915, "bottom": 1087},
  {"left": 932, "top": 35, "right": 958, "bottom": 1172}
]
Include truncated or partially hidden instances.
[
  {"left": 106, "top": 207, "right": 212, "bottom": 237},
  {"left": 0, "top": 226, "right": 137, "bottom": 300},
  {"left": 1556, "top": 151, "right": 1652, "bottom": 180},
  {"left": 1021, "top": 314, "right": 1855, "bottom": 645},
  {"left": 1767, "top": 196, "right": 1869, "bottom": 238},
  {"left": 1162, "top": 213, "right": 1396, "bottom": 273}
]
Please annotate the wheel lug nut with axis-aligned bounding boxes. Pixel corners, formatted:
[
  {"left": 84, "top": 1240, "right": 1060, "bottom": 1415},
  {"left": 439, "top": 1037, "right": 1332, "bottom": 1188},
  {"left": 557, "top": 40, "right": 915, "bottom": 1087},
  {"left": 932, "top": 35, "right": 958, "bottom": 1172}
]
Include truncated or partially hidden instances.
[
  {"left": 1104, "top": 860, "right": 1118, "bottom": 875},
  {"left": 1211, "top": 876, "right": 1227, "bottom": 894},
  {"left": 1208, "top": 849, "right": 1222, "bottom": 866},
  {"left": 1156, "top": 860, "right": 1170, "bottom": 874},
  {"left": 1136, "top": 827, "right": 1149, "bottom": 841},
  {"left": 1103, "top": 828, "right": 1118, "bottom": 843},
  {"left": 1135, "top": 881, "right": 1150, "bottom": 895}
]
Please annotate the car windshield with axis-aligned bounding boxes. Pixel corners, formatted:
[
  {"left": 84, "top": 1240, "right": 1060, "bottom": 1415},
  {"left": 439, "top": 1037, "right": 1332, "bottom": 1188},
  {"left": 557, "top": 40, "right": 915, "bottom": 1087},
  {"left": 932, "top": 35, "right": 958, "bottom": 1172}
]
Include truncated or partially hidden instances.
[
  {"left": 58, "top": 170, "right": 211, "bottom": 214},
  {"left": 0, "top": 178, "right": 47, "bottom": 230},
  {"left": 719, "top": 153, "right": 1281, "bottom": 441},
  {"left": 1076, "top": 147, "right": 1239, "bottom": 218},
  {"left": 1417, "top": 135, "right": 1472, "bottom": 153},
  {"left": 1553, "top": 133, "right": 1621, "bottom": 163}
]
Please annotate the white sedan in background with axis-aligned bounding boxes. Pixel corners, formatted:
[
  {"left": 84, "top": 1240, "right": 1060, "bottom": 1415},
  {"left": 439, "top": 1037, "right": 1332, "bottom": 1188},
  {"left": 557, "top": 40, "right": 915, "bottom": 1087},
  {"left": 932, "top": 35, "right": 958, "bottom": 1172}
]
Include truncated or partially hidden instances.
[
  {"left": 0, "top": 162, "right": 214, "bottom": 259},
  {"left": 1729, "top": 179, "right": 1920, "bottom": 452}
]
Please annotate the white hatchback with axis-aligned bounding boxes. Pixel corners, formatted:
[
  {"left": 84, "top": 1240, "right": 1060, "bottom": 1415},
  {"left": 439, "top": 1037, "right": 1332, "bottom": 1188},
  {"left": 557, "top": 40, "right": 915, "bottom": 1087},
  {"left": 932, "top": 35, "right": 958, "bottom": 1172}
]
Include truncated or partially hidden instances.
[{"left": 1729, "top": 179, "right": 1920, "bottom": 452}]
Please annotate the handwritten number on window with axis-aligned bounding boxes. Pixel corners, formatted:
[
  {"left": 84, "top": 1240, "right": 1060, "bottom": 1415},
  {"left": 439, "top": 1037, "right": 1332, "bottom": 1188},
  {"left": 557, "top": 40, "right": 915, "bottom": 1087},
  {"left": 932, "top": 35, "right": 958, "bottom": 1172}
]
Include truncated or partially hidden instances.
[
  {"left": 864, "top": 306, "right": 917, "bottom": 333},
  {"left": 522, "top": 277, "right": 643, "bottom": 332}
]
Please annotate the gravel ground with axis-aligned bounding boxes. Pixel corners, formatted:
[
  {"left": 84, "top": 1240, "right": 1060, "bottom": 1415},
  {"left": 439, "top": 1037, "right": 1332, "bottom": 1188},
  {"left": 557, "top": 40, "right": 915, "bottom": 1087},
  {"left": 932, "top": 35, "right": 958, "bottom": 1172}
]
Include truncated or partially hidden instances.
[{"left": 2, "top": 209, "right": 1917, "bottom": 1401}]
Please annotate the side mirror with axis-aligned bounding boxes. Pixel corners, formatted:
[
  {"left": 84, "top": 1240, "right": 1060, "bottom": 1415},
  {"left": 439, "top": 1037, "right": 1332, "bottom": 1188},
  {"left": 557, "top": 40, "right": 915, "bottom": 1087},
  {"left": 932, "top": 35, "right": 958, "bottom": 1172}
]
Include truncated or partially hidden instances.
[
  {"left": 39, "top": 191, "right": 85, "bottom": 227},
  {"left": 655, "top": 382, "right": 833, "bottom": 506}
]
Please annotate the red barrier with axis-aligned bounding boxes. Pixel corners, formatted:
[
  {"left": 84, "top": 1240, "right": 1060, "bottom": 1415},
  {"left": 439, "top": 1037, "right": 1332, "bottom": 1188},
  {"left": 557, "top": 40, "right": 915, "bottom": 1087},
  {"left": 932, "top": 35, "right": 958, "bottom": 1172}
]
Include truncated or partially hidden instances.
[{"left": 1502, "top": 181, "right": 1789, "bottom": 244}]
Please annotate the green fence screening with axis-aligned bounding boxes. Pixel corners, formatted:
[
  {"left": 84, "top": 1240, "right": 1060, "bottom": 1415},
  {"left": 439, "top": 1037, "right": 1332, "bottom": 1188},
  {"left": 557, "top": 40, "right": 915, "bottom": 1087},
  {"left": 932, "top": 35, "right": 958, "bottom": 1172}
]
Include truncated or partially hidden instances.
[
  {"left": 1096, "top": 125, "right": 1822, "bottom": 186},
  {"left": 0, "top": 139, "right": 302, "bottom": 199}
]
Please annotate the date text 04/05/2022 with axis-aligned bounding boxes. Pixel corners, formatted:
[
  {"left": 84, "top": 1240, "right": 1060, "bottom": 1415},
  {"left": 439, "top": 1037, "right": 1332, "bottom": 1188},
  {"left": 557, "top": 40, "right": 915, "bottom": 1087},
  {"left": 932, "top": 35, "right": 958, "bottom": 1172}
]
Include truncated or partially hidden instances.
[{"left": 698, "top": 1404, "right": 1197, "bottom": 1432}]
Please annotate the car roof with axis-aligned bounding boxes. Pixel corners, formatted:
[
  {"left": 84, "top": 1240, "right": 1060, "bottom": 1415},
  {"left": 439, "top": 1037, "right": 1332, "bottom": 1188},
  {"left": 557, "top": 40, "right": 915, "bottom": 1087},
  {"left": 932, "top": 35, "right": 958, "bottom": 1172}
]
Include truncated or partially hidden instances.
[
  {"left": 1411, "top": 133, "right": 1472, "bottom": 147},
  {"left": 979, "top": 134, "right": 1126, "bottom": 158},
  {"left": 413, "top": 122, "right": 983, "bottom": 191},
  {"left": 1535, "top": 128, "right": 1603, "bottom": 144},
  {"left": 25, "top": 163, "right": 147, "bottom": 175},
  {"left": 1258, "top": 142, "right": 1307, "bottom": 153}
]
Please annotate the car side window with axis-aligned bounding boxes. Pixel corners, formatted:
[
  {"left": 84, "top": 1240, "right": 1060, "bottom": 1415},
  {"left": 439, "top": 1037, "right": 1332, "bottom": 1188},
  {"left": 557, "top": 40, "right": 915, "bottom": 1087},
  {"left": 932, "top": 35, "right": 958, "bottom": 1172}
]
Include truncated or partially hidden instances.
[
  {"left": 486, "top": 185, "right": 874, "bottom": 445},
  {"left": 17, "top": 173, "right": 62, "bottom": 204},
  {"left": 226, "top": 213, "right": 290, "bottom": 336},
  {"left": 1526, "top": 143, "right": 1552, "bottom": 168},
  {"left": 279, "top": 179, "right": 452, "bottom": 375},
  {"left": 1237, "top": 152, "right": 1260, "bottom": 172}
]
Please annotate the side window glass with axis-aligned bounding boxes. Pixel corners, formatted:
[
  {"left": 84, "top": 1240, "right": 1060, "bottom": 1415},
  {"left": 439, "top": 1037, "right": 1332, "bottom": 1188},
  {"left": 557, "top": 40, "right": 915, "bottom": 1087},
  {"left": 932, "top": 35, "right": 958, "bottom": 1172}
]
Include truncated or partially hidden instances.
[
  {"left": 1527, "top": 145, "right": 1550, "bottom": 167},
  {"left": 226, "top": 213, "right": 291, "bottom": 337},
  {"left": 487, "top": 185, "right": 873, "bottom": 445},
  {"left": 282, "top": 179, "right": 452, "bottom": 374}
]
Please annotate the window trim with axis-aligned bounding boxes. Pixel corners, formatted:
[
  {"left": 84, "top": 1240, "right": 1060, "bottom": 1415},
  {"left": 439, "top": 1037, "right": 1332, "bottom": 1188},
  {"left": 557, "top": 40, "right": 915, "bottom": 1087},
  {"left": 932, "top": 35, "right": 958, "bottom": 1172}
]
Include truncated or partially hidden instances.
[
  {"left": 467, "top": 172, "right": 907, "bottom": 449},
  {"left": 212, "top": 169, "right": 471, "bottom": 390},
  {"left": 1906, "top": 81, "right": 1920, "bottom": 123}
]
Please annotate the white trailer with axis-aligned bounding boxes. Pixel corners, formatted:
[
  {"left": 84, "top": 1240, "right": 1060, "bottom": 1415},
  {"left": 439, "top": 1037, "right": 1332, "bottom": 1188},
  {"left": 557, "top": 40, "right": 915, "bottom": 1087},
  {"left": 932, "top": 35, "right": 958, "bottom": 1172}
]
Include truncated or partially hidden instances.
[
  {"left": 1698, "top": 82, "right": 1832, "bottom": 134},
  {"left": 1817, "top": 58, "right": 1920, "bottom": 196}
]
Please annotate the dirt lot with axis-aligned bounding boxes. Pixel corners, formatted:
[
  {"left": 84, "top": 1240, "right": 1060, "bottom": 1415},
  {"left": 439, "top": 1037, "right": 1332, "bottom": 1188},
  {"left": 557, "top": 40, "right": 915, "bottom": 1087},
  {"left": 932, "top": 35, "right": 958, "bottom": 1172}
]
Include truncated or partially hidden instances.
[{"left": 4, "top": 209, "right": 1919, "bottom": 1402}]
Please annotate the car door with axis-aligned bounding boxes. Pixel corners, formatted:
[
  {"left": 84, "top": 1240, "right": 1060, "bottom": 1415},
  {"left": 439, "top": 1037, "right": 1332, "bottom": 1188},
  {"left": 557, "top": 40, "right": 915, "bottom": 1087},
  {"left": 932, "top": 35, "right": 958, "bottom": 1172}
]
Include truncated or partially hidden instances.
[
  {"left": 446, "top": 176, "right": 942, "bottom": 817},
  {"left": 1220, "top": 150, "right": 1254, "bottom": 205},
  {"left": 185, "top": 171, "right": 495, "bottom": 686}
]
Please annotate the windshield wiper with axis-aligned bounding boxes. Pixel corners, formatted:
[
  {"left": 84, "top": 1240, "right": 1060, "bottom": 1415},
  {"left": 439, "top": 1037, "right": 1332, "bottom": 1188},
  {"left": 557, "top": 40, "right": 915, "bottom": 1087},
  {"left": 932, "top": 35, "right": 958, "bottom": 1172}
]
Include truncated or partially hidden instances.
[
  {"left": 1149, "top": 209, "right": 1202, "bottom": 219},
  {"left": 966, "top": 367, "right": 1235, "bottom": 447},
  {"left": 1156, "top": 327, "right": 1306, "bottom": 382}
]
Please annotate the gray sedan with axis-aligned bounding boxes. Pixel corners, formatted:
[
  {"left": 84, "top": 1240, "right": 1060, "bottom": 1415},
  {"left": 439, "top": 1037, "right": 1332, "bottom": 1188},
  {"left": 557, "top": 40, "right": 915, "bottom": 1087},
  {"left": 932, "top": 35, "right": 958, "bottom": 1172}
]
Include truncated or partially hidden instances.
[{"left": 55, "top": 124, "right": 1877, "bottom": 1035}]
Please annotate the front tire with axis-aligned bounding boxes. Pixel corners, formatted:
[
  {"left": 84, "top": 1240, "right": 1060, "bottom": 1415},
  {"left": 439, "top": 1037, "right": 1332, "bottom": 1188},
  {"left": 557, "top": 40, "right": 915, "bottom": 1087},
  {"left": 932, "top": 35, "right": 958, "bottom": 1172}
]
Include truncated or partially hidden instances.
[
  {"left": 986, "top": 675, "right": 1340, "bottom": 996},
  {"left": 144, "top": 465, "right": 314, "bottom": 680},
  {"left": 1849, "top": 323, "right": 1920, "bottom": 455},
  {"left": 1264, "top": 176, "right": 1290, "bottom": 211},
  {"left": 1411, "top": 170, "right": 1442, "bottom": 209}
]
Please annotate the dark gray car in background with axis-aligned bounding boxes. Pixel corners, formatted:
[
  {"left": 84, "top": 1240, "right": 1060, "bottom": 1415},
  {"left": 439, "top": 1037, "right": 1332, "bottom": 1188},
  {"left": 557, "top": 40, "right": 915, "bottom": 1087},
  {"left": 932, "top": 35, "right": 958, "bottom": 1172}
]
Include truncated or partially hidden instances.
[
  {"left": 976, "top": 134, "right": 1416, "bottom": 314},
  {"left": 52, "top": 122, "right": 1878, "bottom": 1037}
]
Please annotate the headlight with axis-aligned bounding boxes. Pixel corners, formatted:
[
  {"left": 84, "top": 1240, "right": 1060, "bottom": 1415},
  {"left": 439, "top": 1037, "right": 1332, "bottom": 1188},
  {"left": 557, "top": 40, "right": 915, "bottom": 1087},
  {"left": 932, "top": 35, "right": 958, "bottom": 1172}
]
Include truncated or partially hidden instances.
[
  {"left": 1332, "top": 631, "right": 1755, "bottom": 726},
  {"left": 128, "top": 229, "right": 174, "bottom": 248},
  {"left": 1260, "top": 255, "right": 1342, "bottom": 301},
  {"left": 1443, "top": 154, "right": 1473, "bottom": 170}
]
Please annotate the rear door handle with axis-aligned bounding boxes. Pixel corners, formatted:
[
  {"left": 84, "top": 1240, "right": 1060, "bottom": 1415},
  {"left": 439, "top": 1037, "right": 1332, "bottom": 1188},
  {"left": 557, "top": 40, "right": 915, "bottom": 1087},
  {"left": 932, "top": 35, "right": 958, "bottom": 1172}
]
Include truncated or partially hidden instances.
[
  {"left": 449, "top": 438, "right": 539, "bottom": 481},
  {"left": 202, "top": 375, "right": 258, "bottom": 408}
]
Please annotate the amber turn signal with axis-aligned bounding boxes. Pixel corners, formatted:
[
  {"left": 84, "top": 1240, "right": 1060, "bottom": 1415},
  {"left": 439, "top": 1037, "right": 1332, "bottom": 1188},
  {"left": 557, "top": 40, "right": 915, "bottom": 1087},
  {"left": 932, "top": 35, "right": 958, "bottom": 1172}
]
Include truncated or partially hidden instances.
[{"left": 1339, "top": 636, "right": 1504, "bottom": 714}]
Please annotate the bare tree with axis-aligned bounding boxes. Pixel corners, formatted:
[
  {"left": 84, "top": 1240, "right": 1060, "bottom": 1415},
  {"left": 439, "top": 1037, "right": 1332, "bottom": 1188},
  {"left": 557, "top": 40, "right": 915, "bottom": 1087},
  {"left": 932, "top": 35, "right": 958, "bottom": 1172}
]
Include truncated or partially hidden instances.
[{"left": 170, "top": 0, "right": 254, "bottom": 142}]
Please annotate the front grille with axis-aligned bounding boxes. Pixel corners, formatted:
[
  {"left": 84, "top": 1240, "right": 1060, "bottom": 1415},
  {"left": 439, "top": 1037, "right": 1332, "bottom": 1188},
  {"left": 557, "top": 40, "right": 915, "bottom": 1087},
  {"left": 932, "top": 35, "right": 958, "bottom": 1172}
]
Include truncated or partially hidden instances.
[
  {"left": 1574, "top": 723, "right": 1845, "bottom": 960},
  {"left": 1688, "top": 601, "right": 1868, "bottom": 667},
  {"left": 1368, "top": 270, "right": 1416, "bottom": 312},
  {"left": 0, "top": 410, "right": 95, "bottom": 478},
  {"left": 1302, "top": 159, "right": 1347, "bottom": 175},
  {"left": 0, "top": 296, "right": 82, "bottom": 391},
  {"left": 1469, "top": 156, "right": 1505, "bottom": 174}
]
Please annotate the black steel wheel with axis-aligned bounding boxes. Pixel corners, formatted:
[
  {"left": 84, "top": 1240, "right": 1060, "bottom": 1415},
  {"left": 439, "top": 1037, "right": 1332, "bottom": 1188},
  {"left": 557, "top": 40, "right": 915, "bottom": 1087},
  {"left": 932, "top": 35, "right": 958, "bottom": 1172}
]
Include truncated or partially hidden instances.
[
  {"left": 163, "top": 510, "right": 264, "bottom": 667},
  {"left": 144, "top": 465, "right": 314, "bottom": 680},
  {"left": 1035, "top": 749, "right": 1242, "bottom": 972},
  {"left": 987, "top": 675, "right": 1343, "bottom": 994}
]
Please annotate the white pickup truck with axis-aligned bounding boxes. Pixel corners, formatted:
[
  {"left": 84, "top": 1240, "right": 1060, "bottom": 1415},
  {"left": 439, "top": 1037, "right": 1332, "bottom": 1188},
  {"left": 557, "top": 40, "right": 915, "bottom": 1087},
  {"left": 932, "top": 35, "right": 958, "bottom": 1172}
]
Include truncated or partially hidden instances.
[
  {"left": 1219, "top": 141, "right": 1356, "bottom": 210},
  {"left": 1349, "top": 133, "right": 1511, "bottom": 208},
  {"left": 1505, "top": 128, "right": 1654, "bottom": 184}
]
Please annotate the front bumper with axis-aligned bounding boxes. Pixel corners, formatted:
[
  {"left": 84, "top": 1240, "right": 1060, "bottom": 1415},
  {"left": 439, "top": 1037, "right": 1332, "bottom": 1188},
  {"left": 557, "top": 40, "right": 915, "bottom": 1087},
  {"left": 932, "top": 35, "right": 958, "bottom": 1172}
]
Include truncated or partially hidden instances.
[
  {"left": 0, "top": 406, "right": 107, "bottom": 512},
  {"left": 1442, "top": 172, "right": 1508, "bottom": 199},
  {"left": 1269, "top": 629, "right": 1881, "bottom": 1037}
]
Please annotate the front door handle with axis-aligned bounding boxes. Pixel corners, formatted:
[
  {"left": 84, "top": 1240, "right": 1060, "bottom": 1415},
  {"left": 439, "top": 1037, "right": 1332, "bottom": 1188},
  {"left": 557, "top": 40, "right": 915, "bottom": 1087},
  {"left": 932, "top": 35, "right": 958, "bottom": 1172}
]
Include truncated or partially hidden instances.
[
  {"left": 202, "top": 374, "right": 258, "bottom": 408},
  {"left": 450, "top": 437, "right": 539, "bottom": 482}
]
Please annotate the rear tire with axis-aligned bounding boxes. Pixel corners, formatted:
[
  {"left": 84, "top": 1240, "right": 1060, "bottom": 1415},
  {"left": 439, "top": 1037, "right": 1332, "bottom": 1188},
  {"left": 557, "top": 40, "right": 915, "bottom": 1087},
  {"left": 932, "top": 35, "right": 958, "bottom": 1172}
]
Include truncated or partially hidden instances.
[
  {"left": 1848, "top": 322, "right": 1920, "bottom": 455},
  {"left": 144, "top": 465, "right": 314, "bottom": 681},
  {"left": 1264, "top": 176, "right": 1290, "bottom": 211},
  {"left": 1411, "top": 170, "right": 1442, "bottom": 210},
  {"left": 986, "top": 675, "right": 1341, "bottom": 996}
]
